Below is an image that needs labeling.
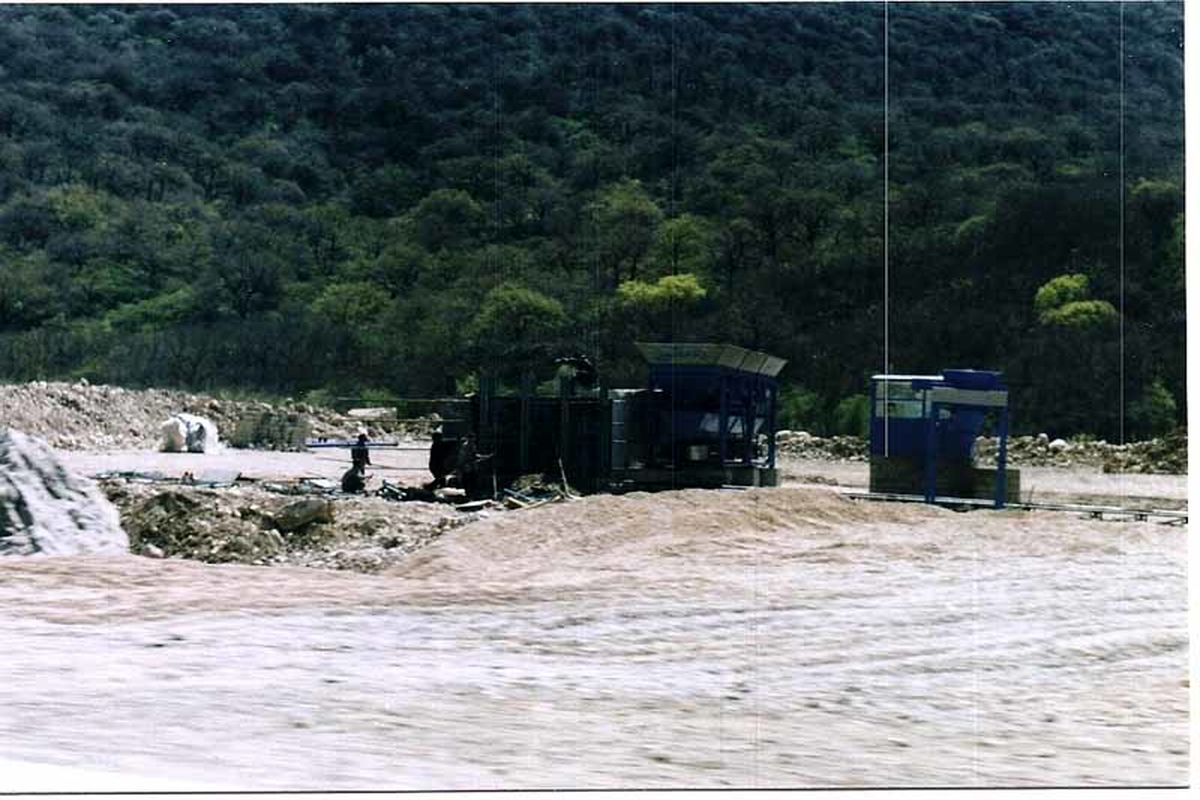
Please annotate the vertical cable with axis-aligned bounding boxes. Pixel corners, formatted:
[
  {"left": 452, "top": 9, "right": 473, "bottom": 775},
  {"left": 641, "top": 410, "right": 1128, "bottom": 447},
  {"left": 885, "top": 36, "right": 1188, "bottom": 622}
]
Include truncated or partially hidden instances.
[
  {"left": 1119, "top": 1, "right": 1126, "bottom": 452},
  {"left": 671, "top": 3, "right": 679, "bottom": 343},
  {"left": 883, "top": 1, "right": 890, "bottom": 456}
]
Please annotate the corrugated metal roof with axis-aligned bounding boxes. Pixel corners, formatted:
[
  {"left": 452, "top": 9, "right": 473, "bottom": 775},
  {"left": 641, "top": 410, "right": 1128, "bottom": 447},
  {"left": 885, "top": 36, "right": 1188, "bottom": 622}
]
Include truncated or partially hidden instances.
[{"left": 635, "top": 342, "right": 787, "bottom": 377}]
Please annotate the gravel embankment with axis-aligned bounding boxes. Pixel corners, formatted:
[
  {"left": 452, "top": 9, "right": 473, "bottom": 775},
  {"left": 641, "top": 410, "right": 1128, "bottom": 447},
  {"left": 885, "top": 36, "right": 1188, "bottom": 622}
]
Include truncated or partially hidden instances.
[
  {"left": 99, "top": 480, "right": 485, "bottom": 572},
  {"left": 775, "top": 429, "right": 1187, "bottom": 474}
]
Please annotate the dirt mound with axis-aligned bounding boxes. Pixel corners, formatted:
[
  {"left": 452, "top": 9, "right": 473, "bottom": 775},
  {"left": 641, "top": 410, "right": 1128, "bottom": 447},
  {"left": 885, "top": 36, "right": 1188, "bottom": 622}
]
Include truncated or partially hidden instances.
[
  {"left": 391, "top": 484, "right": 1183, "bottom": 593},
  {"left": 0, "top": 381, "right": 342, "bottom": 451},
  {"left": 392, "top": 486, "right": 939, "bottom": 588},
  {"left": 102, "top": 481, "right": 480, "bottom": 571},
  {"left": 0, "top": 428, "right": 128, "bottom": 556}
]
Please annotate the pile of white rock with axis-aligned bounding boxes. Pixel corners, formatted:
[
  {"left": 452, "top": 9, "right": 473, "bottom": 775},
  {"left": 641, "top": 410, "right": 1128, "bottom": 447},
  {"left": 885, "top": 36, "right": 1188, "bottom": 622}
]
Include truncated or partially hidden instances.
[
  {"left": 774, "top": 431, "right": 869, "bottom": 461},
  {"left": 0, "top": 428, "right": 128, "bottom": 556}
]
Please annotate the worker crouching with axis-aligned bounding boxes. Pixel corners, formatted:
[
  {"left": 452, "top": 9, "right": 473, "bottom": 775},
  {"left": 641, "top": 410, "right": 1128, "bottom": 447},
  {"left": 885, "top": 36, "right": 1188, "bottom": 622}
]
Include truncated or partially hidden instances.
[{"left": 425, "top": 431, "right": 489, "bottom": 498}]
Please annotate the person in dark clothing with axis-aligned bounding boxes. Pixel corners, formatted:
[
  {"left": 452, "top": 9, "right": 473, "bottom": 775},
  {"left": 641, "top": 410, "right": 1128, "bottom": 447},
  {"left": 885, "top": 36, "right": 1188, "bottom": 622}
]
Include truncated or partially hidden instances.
[
  {"left": 426, "top": 430, "right": 458, "bottom": 489},
  {"left": 455, "top": 433, "right": 483, "bottom": 498},
  {"left": 341, "top": 464, "right": 366, "bottom": 493},
  {"left": 351, "top": 433, "right": 371, "bottom": 471}
]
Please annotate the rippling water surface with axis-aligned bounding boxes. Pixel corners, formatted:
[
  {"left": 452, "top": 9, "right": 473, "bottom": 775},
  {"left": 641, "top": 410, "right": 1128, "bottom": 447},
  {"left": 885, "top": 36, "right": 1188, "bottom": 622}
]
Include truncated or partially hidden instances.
[{"left": 1, "top": 488, "right": 1187, "bottom": 789}]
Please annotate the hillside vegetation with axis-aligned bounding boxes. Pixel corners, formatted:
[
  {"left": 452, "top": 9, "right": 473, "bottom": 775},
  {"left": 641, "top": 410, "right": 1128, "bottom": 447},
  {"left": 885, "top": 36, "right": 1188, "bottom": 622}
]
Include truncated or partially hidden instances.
[{"left": 0, "top": 3, "right": 1184, "bottom": 439}]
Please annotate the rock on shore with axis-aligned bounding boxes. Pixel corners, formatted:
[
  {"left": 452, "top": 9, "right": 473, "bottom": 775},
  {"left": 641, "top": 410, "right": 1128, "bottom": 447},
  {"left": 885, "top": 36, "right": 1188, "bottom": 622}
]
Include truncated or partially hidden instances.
[{"left": 0, "top": 428, "right": 128, "bottom": 555}]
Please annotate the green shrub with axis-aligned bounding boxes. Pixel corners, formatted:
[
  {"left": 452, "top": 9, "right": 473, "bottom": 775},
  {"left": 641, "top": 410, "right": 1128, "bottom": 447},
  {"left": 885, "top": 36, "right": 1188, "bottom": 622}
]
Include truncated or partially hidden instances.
[
  {"left": 778, "top": 385, "right": 826, "bottom": 434},
  {"left": 1034, "top": 273, "right": 1090, "bottom": 315},
  {"left": 1128, "top": 379, "right": 1178, "bottom": 439},
  {"left": 359, "top": 387, "right": 401, "bottom": 408},
  {"left": 832, "top": 394, "right": 870, "bottom": 437},
  {"left": 1039, "top": 299, "right": 1118, "bottom": 328},
  {"left": 302, "top": 388, "right": 337, "bottom": 409},
  {"left": 616, "top": 272, "right": 707, "bottom": 310}
]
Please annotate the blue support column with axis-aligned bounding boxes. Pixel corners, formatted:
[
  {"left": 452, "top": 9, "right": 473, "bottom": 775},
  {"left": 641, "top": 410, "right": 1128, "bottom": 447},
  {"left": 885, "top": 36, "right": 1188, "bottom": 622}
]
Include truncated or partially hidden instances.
[
  {"left": 868, "top": 380, "right": 877, "bottom": 456},
  {"left": 924, "top": 403, "right": 939, "bottom": 504},
  {"left": 767, "top": 380, "right": 777, "bottom": 468},
  {"left": 739, "top": 381, "right": 748, "bottom": 465},
  {"left": 718, "top": 375, "right": 729, "bottom": 465},
  {"left": 995, "top": 407, "right": 1010, "bottom": 509}
]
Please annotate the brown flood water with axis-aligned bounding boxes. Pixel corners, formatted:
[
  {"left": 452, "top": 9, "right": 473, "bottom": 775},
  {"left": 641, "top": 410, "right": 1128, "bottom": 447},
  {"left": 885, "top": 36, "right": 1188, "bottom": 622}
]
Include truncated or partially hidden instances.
[{"left": 1, "top": 486, "right": 1188, "bottom": 789}]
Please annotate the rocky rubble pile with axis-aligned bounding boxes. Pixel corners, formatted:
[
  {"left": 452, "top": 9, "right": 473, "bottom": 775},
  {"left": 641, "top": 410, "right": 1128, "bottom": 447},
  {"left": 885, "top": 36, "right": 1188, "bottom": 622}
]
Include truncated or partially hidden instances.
[
  {"left": 1103, "top": 429, "right": 1188, "bottom": 474},
  {"left": 775, "top": 428, "right": 1187, "bottom": 474},
  {"left": 774, "top": 431, "right": 869, "bottom": 461},
  {"left": 1, "top": 428, "right": 128, "bottom": 556},
  {"left": 0, "top": 380, "right": 342, "bottom": 451},
  {"left": 976, "top": 429, "right": 1187, "bottom": 474},
  {"left": 100, "top": 480, "right": 484, "bottom": 572}
]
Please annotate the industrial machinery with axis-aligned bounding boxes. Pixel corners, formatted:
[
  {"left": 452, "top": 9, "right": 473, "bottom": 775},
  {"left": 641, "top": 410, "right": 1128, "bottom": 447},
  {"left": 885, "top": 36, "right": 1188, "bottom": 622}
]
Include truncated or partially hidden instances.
[
  {"left": 868, "top": 369, "right": 1020, "bottom": 507},
  {"left": 440, "top": 342, "right": 787, "bottom": 497}
]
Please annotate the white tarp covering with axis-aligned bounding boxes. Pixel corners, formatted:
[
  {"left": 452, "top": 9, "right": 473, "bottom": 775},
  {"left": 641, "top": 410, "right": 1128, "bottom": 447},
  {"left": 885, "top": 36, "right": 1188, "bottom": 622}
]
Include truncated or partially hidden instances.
[{"left": 159, "top": 413, "right": 221, "bottom": 453}]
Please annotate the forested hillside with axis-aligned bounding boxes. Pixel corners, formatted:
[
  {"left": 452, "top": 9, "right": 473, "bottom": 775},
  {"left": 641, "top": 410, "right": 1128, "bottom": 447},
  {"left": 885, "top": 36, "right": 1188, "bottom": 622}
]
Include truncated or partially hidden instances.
[{"left": 0, "top": 3, "right": 1184, "bottom": 439}]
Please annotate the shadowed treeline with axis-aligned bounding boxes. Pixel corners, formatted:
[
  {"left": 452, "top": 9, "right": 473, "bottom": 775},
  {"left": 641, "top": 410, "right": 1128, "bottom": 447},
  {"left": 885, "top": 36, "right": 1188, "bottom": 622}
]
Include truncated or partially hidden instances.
[{"left": 0, "top": 3, "right": 1183, "bottom": 439}]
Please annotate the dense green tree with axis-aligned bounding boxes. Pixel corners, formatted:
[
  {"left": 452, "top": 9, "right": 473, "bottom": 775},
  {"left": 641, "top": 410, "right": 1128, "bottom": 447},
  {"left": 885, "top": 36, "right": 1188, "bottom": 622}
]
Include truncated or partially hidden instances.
[
  {"left": 587, "top": 178, "right": 663, "bottom": 287},
  {"left": 468, "top": 282, "right": 567, "bottom": 384},
  {"left": 412, "top": 188, "right": 485, "bottom": 252}
]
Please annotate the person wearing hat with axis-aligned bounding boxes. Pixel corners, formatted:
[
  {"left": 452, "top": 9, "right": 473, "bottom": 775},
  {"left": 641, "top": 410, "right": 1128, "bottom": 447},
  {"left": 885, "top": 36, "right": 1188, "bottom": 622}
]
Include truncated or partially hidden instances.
[{"left": 351, "top": 432, "right": 371, "bottom": 472}]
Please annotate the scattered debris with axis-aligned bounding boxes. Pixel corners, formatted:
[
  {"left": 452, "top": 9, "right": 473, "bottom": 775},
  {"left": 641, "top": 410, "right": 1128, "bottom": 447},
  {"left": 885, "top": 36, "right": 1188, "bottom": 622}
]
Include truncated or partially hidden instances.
[
  {"left": 101, "top": 481, "right": 485, "bottom": 572},
  {"left": 259, "top": 478, "right": 340, "bottom": 496},
  {"left": 118, "top": 489, "right": 284, "bottom": 564},
  {"left": 94, "top": 469, "right": 170, "bottom": 483},
  {"left": 500, "top": 474, "right": 577, "bottom": 508},
  {"left": 190, "top": 469, "right": 242, "bottom": 487},
  {"left": 273, "top": 498, "right": 336, "bottom": 533},
  {"left": 455, "top": 499, "right": 502, "bottom": 513},
  {"left": 1, "top": 428, "right": 129, "bottom": 556}
]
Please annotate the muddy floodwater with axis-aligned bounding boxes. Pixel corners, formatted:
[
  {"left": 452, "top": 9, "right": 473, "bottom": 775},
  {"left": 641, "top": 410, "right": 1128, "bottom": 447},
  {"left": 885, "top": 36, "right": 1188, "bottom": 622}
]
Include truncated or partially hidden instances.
[{"left": 1, "top": 485, "right": 1187, "bottom": 790}]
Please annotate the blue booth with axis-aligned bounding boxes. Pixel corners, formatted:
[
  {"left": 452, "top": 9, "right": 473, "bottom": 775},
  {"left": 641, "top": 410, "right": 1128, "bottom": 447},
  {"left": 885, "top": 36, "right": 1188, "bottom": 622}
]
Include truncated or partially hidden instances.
[{"left": 869, "top": 370, "right": 1016, "bottom": 507}]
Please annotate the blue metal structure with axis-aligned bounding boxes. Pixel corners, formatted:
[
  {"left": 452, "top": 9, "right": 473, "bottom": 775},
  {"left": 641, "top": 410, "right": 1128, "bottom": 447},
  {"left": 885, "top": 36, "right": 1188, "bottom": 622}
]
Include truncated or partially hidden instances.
[
  {"left": 869, "top": 369, "right": 1012, "bottom": 508},
  {"left": 455, "top": 342, "right": 787, "bottom": 495},
  {"left": 636, "top": 342, "right": 786, "bottom": 473}
]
